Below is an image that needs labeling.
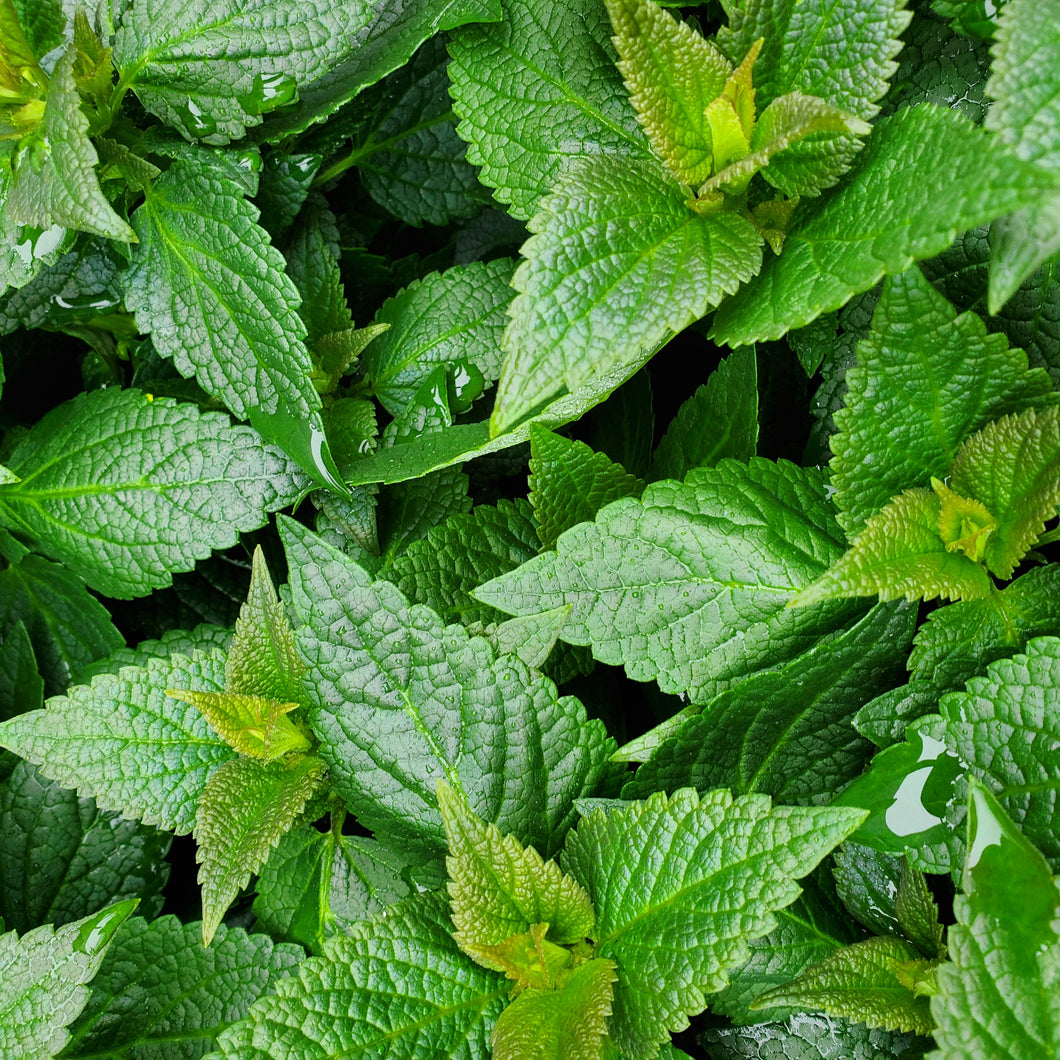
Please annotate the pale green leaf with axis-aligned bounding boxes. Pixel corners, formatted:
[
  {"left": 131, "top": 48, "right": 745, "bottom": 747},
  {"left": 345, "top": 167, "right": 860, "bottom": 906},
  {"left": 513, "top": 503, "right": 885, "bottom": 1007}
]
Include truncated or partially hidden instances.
[
  {"left": 197, "top": 754, "right": 327, "bottom": 945},
  {"left": 281, "top": 519, "right": 618, "bottom": 866},
  {"left": 492, "top": 156, "right": 762, "bottom": 433},
  {"left": 831, "top": 266, "right": 1054, "bottom": 534},
  {"left": 0, "top": 388, "right": 301, "bottom": 598},
  {"left": 448, "top": 0, "right": 649, "bottom": 220},
  {"left": 62, "top": 916, "right": 303, "bottom": 1060},
  {"left": 124, "top": 157, "right": 322, "bottom": 426},
  {"left": 529, "top": 425, "right": 643, "bottom": 550},
  {"left": 165, "top": 690, "right": 310, "bottom": 761},
  {"left": 7, "top": 49, "right": 135, "bottom": 241},
  {"left": 562, "top": 789, "right": 867, "bottom": 1059},
  {"left": 78, "top": 625, "right": 233, "bottom": 682},
  {"left": 475, "top": 459, "right": 866, "bottom": 704},
  {"left": 0, "top": 900, "right": 136, "bottom": 1059},
  {"left": 210, "top": 892, "right": 508, "bottom": 1058},
  {"left": 0, "top": 649, "right": 234, "bottom": 833},
  {"left": 485, "top": 607, "right": 574, "bottom": 672}
]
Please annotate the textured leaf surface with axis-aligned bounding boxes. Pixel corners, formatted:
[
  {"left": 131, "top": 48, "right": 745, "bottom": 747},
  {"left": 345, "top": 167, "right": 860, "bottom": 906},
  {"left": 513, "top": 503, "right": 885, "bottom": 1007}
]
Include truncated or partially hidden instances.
[
  {"left": 210, "top": 892, "right": 507, "bottom": 1058},
  {"left": 0, "top": 759, "right": 170, "bottom": 934},
  {"left": 711, "top": 106, "right": 1057, "bottom": 345},
  {"left": 361, "top": 259, "right": 515, "bottom": 416},
  {"left": 0, "top": 650, "right": 234, "bottom": 833},
  {"left": 702, "top": 1017, "right": 928, "bottom": 1059},
  {"left": 0, "top": 900, "right": 135, "bottom": 1059},
  {"left": 196, "top": 754, "right": 327, "bottom": 945},
  {"left": 831, "top": 266, "right": 1054, "bottom": 534},
  {"left": 930, "top": 784, "right": 1060, "bottom": 1059},
  {"left": 649, "top": 346, "right": 758, "bottom": 482},
  {"left": 0, "top": 388, "right": 300, "bottom": 598},
  {"left": 529, "top": 425, "right": 643, "bottom": 550},
  {"left": 282, "top": 519, "right": 616, "bottom": 865},
  {"left": 63, "top": 916, "right": 303, "bottom": 1059},
  {"left": 125, "top": 157, "right": 321, "bottom": 426},
  {"left": 492, "top": 156, "right": 762, "bottom": 432},
  {"left": 252, "top": 824, "right": 413, "bottom": 953},
  {"left": 562, "top": 789, "right": 866, "bottom": 1058},
  {"left": 448, "top": 0, "right": 649, "bottom": 219},
  {"left": 476, "top": 459, "right": 865, "bottom": 704},
  {"left": 8, "top": 49, "right": 135, "bottom": 241},
  {"left": 113, "top": 0, "right": 370, "bottom": 143}
]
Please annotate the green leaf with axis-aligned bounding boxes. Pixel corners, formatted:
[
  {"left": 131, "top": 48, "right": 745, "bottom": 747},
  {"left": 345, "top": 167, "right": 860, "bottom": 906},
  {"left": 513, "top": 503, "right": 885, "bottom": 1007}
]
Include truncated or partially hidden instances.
[
  {"left": 7, "top": 48, "right": 135, "bottom": 242},
  {"left": 475, "top": 459, "right": 866, "bottom": 704},
  {"left": 649, "top": 346, "right": 758, "bottom": 481},
  {"left": 0, "top": 619, "right": 41, "bottom": 736},
  {"left": 931, "top": 783, "right": 1060, "bottom": 1059},
  {"left": 716, "top": 0, "right": 911, "bottom": 120},
  {"left": 832, "top": 842, "right": 905, "bottom": 938},
  {"left": 196, "top": 753, "right": 327, "bottom": 945},
  {"left": 830, "top": 266, "right": 1054, "bottom": 534},
  {"left": 124, "top": 157, "right": 322, "bottom": 428},
  {"left": 948, "top": 404, "right": 1060, "bottom": 579},
  {"left": 252, "top": 822, "right": 414, "bottom": 954},
  {"left": 210, "top": 892, "right": 508, "bottom": 1058},
  {"left": 491, "top": 156, "right": 762, "bottom": 433},
  {"left": 711, "top": 106, "right": 1057, "bottom": 345},
  {"left": 439, "top": 780, "right": 594, "bottom": 963},
  {"left": 78, "top": 624, "right": 233, "bottom": 682},
  {"left": 491, "top": 958, "right": 618, "bottom": 1060},
  {"left": 9, "top": 0, "right": 62, "bottom": 58},
  {"left": 0, "top": 759, "right": 170, "bottom": 933},
  {"left": 790, "top": 487, "right": 993, "bottom": 607},
  {"left": 486, "top": 607, "right": 573, "bottom": 672},
  {"left": 987, "top": 196, "right": 1060, "bottom": 314},
  {"left": 752, "top": 935, "right": 936, "bottom": 1035},
  {"left": 281, "top": 519, "right": 617, "bottom": 866},
  {"left": 562, "top": 789, "right": 867, "bottom": 1059},
  {"left": 701, "top": 1018, "right": 929, "bottom": 1059},
  {"left": 604, "top": 0, "right": 731, "bottom": 187},
  {"left": 62, "top": 915, "right": 303, "bottom": 1059},
  {"left": 166, "top": 690, "right": 310, "bottom": 761},
  {"left": 0, "top": 649, "right": 234, "bottom": 833},
  {"left": 529, "top": 425, "right": 643, "bottom": 550},
  {"left": 113, "top": 0, "right": 369, "bottom": 143},
  {"left": 894, "top": 860, "right": 945, "bottom": 959},
  {"left": 0, "top": 900, "right": 136, "bottom": 1058},
  {"left": 0, "top": 553, "right": 122, "bottom": 695},
  {"left": 360, "top": 259, "right": 515, "bottom": 417},
  {"left": 448, "top": 0, "right": 649, "bottom": 220},
  {"left": 0, "top": 388, "right": 300, "bottom": 598},
  {"left": 622, "top": 600, "right": 915, "bottom": 802}
]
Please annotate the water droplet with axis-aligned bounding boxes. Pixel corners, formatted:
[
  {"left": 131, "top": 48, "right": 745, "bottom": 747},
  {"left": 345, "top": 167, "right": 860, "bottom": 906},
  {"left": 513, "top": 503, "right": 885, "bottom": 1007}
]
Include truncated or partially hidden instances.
[
  {"left": 180, "top": 98, "right": 217, "bottom": 137},
  {"left": 447, "top": 359, "right": 485, "bottom": 414},
  {"left": 238, "top": 71, "right": 298, "bottom": 115}
]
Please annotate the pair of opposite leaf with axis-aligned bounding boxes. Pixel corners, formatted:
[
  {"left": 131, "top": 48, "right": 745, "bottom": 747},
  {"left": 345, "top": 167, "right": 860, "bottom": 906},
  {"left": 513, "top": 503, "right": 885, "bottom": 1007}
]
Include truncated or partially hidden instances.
[{"left": 606, "top": 0, "right": 869, "bottom": 248}]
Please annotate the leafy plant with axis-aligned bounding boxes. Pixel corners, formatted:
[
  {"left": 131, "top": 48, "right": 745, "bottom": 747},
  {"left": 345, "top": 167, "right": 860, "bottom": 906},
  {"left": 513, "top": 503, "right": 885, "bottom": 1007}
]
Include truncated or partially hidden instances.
[{"left": 0, "top": 0, "right": 1058, "bottom": 1056}]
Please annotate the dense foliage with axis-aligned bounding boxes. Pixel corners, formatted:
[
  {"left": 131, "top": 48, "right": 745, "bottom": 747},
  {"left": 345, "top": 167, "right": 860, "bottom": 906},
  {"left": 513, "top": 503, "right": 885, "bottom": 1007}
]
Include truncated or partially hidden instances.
[{"left": 0, "top": 0, "right": 1058, "bottom": 1056}]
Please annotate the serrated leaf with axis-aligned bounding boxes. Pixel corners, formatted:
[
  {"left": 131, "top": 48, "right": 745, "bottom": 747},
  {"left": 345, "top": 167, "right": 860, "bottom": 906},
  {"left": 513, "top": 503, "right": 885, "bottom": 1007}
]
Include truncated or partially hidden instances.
[
  {"left": 948, "top": 405, "right": 1060, "bottom": 578},
  {"left": 622, "top": 600, "right": 915, "bottom": 802},
  {"left": 832, "top": 842, "right": 905, "bottom": 938},
  {"left": 439, "top": 780, "right": 595, "bottom": 965},
  {"left": 7, "top": 48, "right": 135, "bottom": 242},
  {"left": 448, "top": 0, "right": 649, "bottom": 220},
  {"left": 649, "top": 346, "right": 758, "bottom": 481},
  {"left": 210, "top": 892, "right": 508, "bottom": 1058},
  {"left": 79, "top": 625, "right": 234, "bottom": 683},
  {"left": 711, "top": 106, "right": 1057, "bottom": 345},
  {"left": 252, "top": 823, "right": 414, "bottom": 953},
  {"left": 529, "top": 425, "right": 643, "bottom": 550},
  {"left": 0, "top": 388, "right": 301, "bottom": 598},
  {"left": 113, "top": 0, "right": 369, "bottom": 143},
  {"left": 791, "top": 488, "right": 993, "bottom": 607},
  {"left": 830, "top": 266, "right": 1053, "bottom": 534},
  {"left": 281, "top": 519, "right": 618, "bottom": 866},
  {"left": 894, "top": 859, "right": 945, "bottom": 959},
  {"left": 0, "top": 649, "right": 234, "bottom": 833},
  {"left": 701, "top": 1017, "right": 929, "bottom": 1059},
  {"left": 491, "top": 957, "right": 618, "bottom": 1060},
  {"left": 752, "top": 935, "right": 935, "bottom": 1035},
  {"left": 62, "top": 915, "right": 303, "bottom": 1059},
  {"left": 486, "top": 607, "right": 573, "bottom": 671},
  {"left": 196, "top": 753, "right": 327, "bottom": 945},
  {"left": 987, "top": 195, "right": 1060, "bottom": 314},
  {"left": 476, "top": 459, "right": 867, "bottom": 704},
  {"left": 492, "top": 155, "right": 762, "bottom": 433},
  {"left": 0, "top": 759, "right": 170, "bottom": 933},
  {"left": 930, "top": 783, "right": 1060, "bottom": 1059},
  {"left": 166, "top": 690, "right": 310, "bottom": 761},
  {"left": 3, "top": 0, "right": 55, "bottom": 65},
  {"left": 360, "top": 259, "right": 515, "bottom": 417},
  {"left": 562, "top": 789, "right": 867, "bottom": 1058},
  {"left": 124, "top": 156, "right": 321, "bottom": 431},
  {"left": 0, "top": 899, "right": 136, "bottom": 1058},
  {"left": 604, "top": 0, "right": 731, "bottom": 186}
]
